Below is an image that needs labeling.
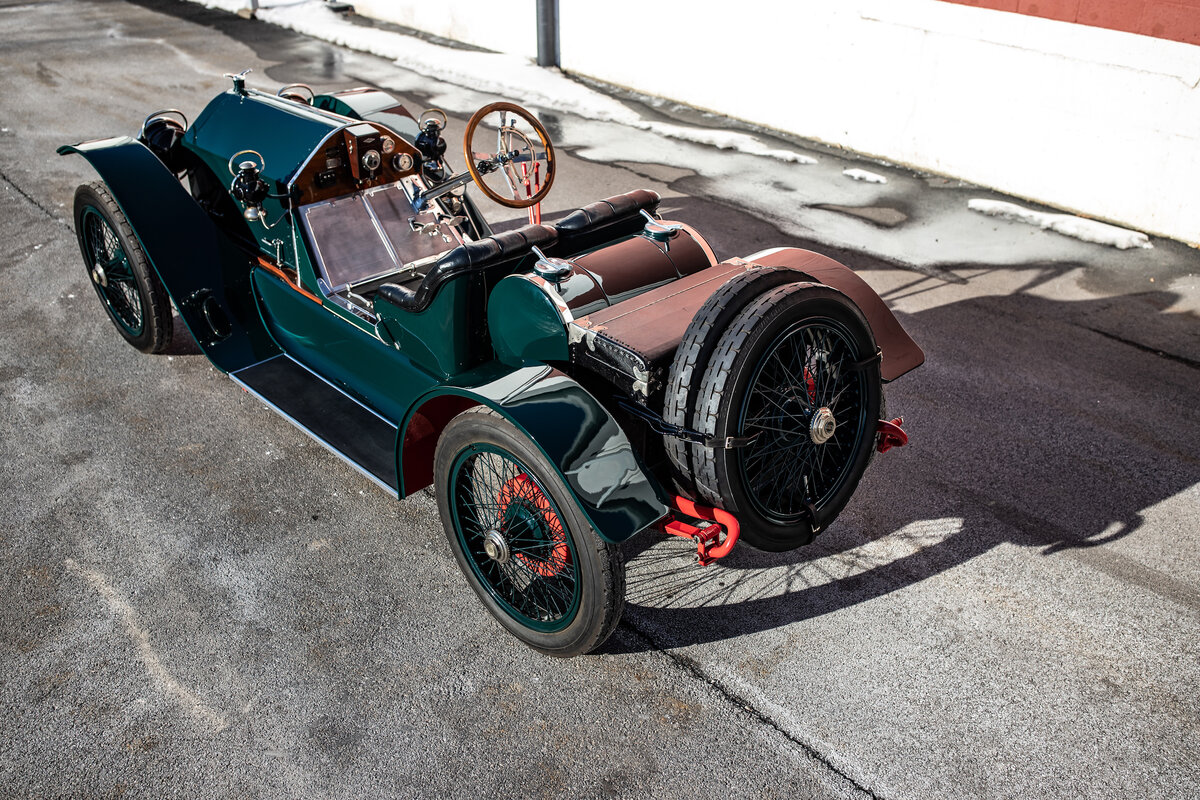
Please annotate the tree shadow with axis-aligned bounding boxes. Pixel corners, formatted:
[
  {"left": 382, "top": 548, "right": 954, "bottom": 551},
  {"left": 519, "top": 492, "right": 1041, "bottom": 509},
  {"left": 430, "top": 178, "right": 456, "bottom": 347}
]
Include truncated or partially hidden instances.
[
  {"left": 607, "top": 283, "right": 1200, "bottom": 653},
  {"left": 94, "top": 9, "right": 1198, "bottom": 652}
]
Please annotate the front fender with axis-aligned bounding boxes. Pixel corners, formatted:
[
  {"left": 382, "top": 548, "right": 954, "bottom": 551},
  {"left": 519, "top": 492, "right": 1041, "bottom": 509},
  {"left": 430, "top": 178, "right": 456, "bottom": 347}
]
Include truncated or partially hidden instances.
[
  {"left": 744, "top": 247, "right": 925, "bottom": 380},
  {"left": 58, "top": 137, "right": 279, "bottom": 373},
  {"left": 403, "top": 365, "right": 667, "bottom": 543}
]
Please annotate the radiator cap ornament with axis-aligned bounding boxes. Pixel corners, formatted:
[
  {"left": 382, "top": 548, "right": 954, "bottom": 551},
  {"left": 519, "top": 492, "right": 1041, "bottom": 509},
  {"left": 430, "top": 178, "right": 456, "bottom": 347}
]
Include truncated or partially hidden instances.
[{"left": 530, "top": 245, "right": 572, "bottom": 290}]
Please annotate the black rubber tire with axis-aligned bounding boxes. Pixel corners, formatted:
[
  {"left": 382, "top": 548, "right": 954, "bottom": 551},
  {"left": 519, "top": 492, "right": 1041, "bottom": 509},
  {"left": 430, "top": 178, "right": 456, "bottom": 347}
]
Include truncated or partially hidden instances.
[
  {"left": 73, "top": 182, "right": 173, "bottom": 353},
  {"left": 683, "top": 283, "right": 882, "bottom": 551},
  {"left": 664, "top": 266, "right": 807, "bottom": 492},
  {"left": 433, "top": 406, "right": 625, "bottom": 657}
]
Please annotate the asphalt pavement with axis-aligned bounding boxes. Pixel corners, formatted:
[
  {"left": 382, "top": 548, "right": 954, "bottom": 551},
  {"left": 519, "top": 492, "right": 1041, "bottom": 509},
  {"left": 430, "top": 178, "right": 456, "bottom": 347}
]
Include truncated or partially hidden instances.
[{"left": 1, "top": 1, "right": 1198, "bottom": 798}]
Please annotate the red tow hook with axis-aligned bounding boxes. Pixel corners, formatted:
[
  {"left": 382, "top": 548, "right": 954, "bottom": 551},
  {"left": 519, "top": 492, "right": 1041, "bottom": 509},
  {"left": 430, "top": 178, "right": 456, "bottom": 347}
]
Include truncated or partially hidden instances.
[
  {"left": 876, "top": 417, "right": 909, "bottom": 453},
  {"left": 658, "top": 496, "right": 741, "bottom": 566}
]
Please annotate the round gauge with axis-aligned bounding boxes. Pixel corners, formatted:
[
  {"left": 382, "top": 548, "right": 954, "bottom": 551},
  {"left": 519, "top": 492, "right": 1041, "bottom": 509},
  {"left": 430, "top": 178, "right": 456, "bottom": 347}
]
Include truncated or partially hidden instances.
[
  {"left": 381, "top": 136, "right": 395, "bottom": 154},
  {"left": 361, "top": 149, "right": 381, "bottom": 172},
  {"left": 393, "top": 153, "right": 414, "bottom": 172}
]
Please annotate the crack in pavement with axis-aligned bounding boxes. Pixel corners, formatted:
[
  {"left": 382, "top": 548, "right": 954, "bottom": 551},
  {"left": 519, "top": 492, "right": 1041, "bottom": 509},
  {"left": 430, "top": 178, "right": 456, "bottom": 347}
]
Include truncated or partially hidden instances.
[
  {"left": 619, "top": 618, "right": 886, "bottom": 800},
  {"left": 1085, "top": 326, "right": 1200, "bottom": 371},
  {"left": 0, "top": 168, "right": 72, "bottom": 232}
]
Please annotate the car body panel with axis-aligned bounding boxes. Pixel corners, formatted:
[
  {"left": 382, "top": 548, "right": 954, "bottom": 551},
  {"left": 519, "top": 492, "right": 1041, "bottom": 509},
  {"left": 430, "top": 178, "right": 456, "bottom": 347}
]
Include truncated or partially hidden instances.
[
  {"left": 313, "top": 88, "right": 422, "bottom": 143},
  {"left": 251, "top": 267, "right": 438, "bottom": 422},
  {"left": 402, "top": 365, "right": 669, "bottom": 543},
  {"left": 374, "top": 276, "right": 489, "bottom": 377},
  {"left": 487, "top": 274, "right": 571, "bottom": 367},
  {"left": 57, "top": 137, "right": 280, "bottom": 373},
  {"left": 185, "top": 90, "right": 349, "bottom": 266}
]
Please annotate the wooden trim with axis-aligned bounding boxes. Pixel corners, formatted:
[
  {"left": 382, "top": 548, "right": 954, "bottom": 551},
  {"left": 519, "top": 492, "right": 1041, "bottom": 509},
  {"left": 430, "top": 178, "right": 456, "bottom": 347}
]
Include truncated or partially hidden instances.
[{"left": 255, "top": 256, "right": 323, "bottom": 305}]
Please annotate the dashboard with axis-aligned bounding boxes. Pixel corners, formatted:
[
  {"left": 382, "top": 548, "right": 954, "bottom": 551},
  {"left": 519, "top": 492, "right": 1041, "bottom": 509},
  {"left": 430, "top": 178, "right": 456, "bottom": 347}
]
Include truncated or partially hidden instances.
[{"left": 291, "top": 121, "right": 422, "bottom": 206}]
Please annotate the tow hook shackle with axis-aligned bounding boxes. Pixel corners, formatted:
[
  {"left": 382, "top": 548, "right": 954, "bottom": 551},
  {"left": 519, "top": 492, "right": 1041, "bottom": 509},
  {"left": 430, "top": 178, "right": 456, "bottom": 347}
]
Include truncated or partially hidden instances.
[
  {"left": 657, "top": 496, "right": 741, "bottom": 566},
  {"left": 876, "top": 417, "right": 909, "bottom": 453}
]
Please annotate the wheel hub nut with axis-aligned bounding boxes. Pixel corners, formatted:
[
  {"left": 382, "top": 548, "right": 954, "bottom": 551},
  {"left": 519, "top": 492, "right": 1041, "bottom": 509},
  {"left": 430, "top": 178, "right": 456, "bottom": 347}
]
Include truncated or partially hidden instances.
[
  {"left": 92, "top": 263, "right": 107, "bottom": 288},
  {"left": 810, "top": 407, "right": 836, "bottom": 444},
  {"left": 482, "top": 529, "right": 510, "bottom": 564}
]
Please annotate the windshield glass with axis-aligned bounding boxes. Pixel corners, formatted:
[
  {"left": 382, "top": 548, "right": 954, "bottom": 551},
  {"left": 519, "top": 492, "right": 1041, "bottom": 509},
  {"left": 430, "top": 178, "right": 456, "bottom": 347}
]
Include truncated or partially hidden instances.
[{"left": 300, "top": 181, "right": 465, "bottom": 290}]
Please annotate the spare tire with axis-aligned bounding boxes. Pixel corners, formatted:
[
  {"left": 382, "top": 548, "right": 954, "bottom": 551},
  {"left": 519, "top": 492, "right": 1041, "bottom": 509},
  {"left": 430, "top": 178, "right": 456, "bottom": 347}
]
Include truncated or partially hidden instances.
[
  {"left": 663, "top": 266, "right": 805, "bottom": 487},
  {"left": 664, "top": 280, "right": 882, "bottom": 551}
]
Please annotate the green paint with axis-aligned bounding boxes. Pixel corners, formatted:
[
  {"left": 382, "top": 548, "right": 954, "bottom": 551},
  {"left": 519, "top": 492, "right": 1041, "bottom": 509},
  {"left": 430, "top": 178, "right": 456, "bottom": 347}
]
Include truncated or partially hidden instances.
[{"left": 487, "top": 275, "right": 570, "bottom": 366}]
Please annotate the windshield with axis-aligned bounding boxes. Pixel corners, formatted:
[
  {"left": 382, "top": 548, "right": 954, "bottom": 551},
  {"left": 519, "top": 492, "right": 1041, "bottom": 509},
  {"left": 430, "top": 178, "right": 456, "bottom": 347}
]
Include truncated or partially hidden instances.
[{"left": 300, "top": 181, "right": 466, "bottom": 290}]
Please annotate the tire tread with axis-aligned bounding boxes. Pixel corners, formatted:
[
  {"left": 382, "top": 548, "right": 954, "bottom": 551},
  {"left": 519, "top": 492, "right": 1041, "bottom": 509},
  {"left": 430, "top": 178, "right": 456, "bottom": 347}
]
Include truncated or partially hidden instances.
[
  {"left": 74, "top": 181, "right": 173, "bottom": 354},
  {"left": 663, "top": 267, "right": 803, "bottom": 491},
  {"left": 434, "top": 406, "right": 624, "bottom": 657}
]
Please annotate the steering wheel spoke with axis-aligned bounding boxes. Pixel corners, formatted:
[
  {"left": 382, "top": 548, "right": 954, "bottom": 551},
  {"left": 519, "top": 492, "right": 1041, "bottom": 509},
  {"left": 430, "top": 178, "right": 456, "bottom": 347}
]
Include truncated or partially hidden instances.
[{"left": 462, "top": 102, "right": 555, "bottom": 209}]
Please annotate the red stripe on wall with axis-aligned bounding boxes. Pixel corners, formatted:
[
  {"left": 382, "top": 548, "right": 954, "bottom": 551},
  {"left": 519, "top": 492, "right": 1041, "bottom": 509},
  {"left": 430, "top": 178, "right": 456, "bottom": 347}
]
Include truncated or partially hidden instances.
[{"left": 939, "top": 0, "right": 1200, "bottom": 45}]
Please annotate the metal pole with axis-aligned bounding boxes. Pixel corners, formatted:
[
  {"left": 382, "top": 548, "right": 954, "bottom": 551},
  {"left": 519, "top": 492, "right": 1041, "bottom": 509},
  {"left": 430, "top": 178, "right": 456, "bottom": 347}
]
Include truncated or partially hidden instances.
[{"left": 536, "top": 0, "right": 559, "bottom": 67}]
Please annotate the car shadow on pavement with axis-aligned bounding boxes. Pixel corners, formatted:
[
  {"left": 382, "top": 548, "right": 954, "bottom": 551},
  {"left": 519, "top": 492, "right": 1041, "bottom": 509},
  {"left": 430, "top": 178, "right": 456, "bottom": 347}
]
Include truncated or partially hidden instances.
[
  {"left": 161, "top": 313, "right": 204, "bottom": 356},
  {"left": 608, "top": 286, "right": 1200, "bottom": 653}
]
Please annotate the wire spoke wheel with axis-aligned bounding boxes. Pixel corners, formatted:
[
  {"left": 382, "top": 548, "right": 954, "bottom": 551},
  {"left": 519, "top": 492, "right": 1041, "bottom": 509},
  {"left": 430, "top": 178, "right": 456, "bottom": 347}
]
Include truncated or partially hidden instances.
[
  {"left": 72, "top": 182, "right": 172, "bottom": 353},
  {"left": 737, "top": 317, "right": 868, "bottom": 525},
  {"left": 81, "top": 206, "right": 145, "bottom": 337},
  {"left": 450, "top": 443, "right": 580, "bottom": 631},
  {"left": 666, "top": 277, "right": 882, "bottom": 551},
  {"left": 434, "top": 407, "right": 624, "bottom": 656}
]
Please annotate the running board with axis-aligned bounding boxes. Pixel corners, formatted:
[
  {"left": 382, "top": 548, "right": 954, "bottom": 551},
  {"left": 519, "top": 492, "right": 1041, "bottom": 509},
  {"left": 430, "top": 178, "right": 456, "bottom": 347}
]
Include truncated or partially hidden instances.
[{"left": 231, "top": 355, "right": 399, "bottom": 495}]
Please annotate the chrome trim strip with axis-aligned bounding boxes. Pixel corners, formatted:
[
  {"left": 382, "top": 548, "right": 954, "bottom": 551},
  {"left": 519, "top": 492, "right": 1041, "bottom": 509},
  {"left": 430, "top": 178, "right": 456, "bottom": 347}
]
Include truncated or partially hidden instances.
[
  {"left": 742, "top": 246, "right": 790, "bottom": 261},
  {"left": 286, "top": 122, "right": 355, "bottom": 189}
]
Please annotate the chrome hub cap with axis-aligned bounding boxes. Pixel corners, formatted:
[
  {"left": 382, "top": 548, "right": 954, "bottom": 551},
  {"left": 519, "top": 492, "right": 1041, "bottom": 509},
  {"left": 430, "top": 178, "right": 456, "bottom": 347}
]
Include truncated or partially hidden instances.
[
  {"left": 810, "top": 407, "right": 837, "bottom": 444},
  {"left": 482, "top": 529, "right": 511, "bottom": 564},
  {"left": 91, "top": 263, "right": 108, "bottom": 288}
]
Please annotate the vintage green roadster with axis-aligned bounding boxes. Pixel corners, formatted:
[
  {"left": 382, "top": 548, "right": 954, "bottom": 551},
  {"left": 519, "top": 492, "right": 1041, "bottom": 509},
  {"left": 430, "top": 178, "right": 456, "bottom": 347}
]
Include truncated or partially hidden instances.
[{"left": 60, "top": 72, "right": 923, "bottom": 656}]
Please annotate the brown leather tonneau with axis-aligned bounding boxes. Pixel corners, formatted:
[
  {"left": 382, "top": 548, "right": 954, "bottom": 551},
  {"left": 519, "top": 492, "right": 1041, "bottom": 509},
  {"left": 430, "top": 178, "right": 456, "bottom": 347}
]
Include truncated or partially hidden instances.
[
  {"left": 579, "top": 261, "right": 747, "bottom": 365},
  {"left": 571, "top": 250, "right": 924, "bottom": 400}
]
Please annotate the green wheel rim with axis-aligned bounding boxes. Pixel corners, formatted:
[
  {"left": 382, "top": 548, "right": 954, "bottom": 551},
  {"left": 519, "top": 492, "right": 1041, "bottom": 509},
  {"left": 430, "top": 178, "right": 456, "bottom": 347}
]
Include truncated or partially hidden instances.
[
  {"left": 80, "top": 206, "right": 145, "bottom": 337},
  {"left": 449, "top": 443, "right": 580, "bottom": 632},
  {"left": 735, "top": 316, "right": 869, "bottom": 525}
]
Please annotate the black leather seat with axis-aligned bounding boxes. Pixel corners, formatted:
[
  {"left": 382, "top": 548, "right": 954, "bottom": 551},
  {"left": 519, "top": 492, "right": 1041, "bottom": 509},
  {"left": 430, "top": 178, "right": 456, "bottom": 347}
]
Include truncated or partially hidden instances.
[
  {"left": 554, "top": 189, "right": 661, "bottom": 255},
  {"left": 375, "top": 223, "right": 557, "bottom": 314}
]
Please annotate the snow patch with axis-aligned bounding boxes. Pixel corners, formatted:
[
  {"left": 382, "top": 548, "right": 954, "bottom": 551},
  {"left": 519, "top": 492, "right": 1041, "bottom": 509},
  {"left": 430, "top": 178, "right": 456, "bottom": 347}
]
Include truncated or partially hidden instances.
[
  {"left": 198, "top": 1, "right": 818, "bottom": 167},
  {"left": 843, "top": 168, "right": 888, "bottom": 184},
  {"left": 190, "top": 0, "right": 248, "bottom": 12},
  {"left": 968, "top": 199, "right": 1152, "bottom": 250}
]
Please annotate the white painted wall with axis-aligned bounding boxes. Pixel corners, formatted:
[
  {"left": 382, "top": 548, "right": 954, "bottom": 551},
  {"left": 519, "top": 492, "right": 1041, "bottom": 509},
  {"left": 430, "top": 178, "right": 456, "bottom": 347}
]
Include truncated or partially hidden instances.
[
  {"left": 349, "top": 0, "right": 536, "bottom": 60},
  {"left": 349, "top": 0, "right": 1200, "bottom": 244}
]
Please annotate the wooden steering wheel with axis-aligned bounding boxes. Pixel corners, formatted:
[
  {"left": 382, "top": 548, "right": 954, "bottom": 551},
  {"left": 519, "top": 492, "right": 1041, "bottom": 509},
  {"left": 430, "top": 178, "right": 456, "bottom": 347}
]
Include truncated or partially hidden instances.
[{"left": 462, "top": 102, "right": 555, "bottom": 209}]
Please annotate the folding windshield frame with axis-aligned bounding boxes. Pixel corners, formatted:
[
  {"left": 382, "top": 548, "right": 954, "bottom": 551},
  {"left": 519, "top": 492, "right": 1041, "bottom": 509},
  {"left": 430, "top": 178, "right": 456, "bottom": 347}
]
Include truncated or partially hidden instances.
[{"left": 299, "top": 177, "right": 469, "bottom": 295}]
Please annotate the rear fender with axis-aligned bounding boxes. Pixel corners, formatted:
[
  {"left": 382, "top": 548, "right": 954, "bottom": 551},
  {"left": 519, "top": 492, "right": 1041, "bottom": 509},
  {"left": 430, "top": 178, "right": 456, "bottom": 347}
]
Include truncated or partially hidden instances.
[
  {"left": 743, "top": 247, "right": 924, "bottom": 380},
  {"left": 401, "top": 365, "right": 667, "bottom": 543},
  {"left": 58, "top": 137, "right": 279, "bottom": 373}
]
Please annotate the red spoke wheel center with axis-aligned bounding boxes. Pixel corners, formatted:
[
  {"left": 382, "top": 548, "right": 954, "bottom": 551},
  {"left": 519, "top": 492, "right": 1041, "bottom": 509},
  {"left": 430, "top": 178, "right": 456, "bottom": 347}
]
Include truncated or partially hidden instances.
[{"left": 497, "top": 474, "right": 572, "bottom": 578}]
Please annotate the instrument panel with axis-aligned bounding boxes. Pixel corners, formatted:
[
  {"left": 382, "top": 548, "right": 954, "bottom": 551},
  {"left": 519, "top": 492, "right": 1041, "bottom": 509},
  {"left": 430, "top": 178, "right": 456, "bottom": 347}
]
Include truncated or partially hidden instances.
[{"left": 291, "top": 121, "right": 421, "bottom": 205}]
